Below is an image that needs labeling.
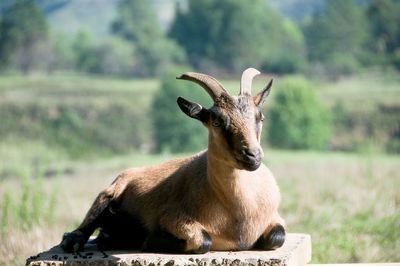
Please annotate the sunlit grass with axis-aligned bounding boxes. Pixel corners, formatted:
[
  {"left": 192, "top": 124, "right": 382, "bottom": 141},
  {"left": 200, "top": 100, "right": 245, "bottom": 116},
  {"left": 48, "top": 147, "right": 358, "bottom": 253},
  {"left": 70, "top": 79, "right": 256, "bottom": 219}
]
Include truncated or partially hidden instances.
[{"left": 0, "top": 145, "right": 399, "bottom": 264}]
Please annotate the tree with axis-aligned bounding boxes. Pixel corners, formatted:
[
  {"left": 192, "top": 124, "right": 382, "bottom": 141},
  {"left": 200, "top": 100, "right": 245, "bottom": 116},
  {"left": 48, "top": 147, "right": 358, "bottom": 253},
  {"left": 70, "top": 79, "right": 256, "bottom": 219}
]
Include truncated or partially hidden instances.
[
  {"left": 0, "top": 0, "right": 49, "bottom": 73},
  {"left": 267, "top": 77, "right": 331, "bottom": 150},
  {"left": 72, "top": 29, "right": 95, "bottom": 73},
  {"left": 93, "top": 37, "right": 136, "bottom": 76},
  {"left": 367, "top": 0, "right": 400, "bottom": 68},
  {"left": 112, "top": 0, "right": 186, "bottom": 76},
  {"left": 49, "top": 32, "right": 75, "bottom": 72},
  {"left": 112, "top": 0, "right": 162, "bottom": 43},
  {"left": 152, "top": 67, "right": 212, "bottom": 153},
  {"left": 304, "top": 0, "right": 368, "bottom": 75},
  {"left": 169, "top": 0, "right": 306, "bottom": 73}
]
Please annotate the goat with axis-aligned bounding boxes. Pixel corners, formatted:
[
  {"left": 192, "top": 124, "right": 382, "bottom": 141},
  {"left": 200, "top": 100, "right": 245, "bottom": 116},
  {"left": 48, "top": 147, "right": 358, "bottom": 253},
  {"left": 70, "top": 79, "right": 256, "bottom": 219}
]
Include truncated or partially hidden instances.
[{"left": 60, "top": 68, "right": 285, "bottom": 254}]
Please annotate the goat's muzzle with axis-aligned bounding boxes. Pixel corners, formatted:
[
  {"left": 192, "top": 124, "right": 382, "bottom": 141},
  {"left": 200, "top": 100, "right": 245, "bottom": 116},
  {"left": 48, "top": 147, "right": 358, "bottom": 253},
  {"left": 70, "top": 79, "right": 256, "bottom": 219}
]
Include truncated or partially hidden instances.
[{"left": 236, "top": 148, "right": 263, "bottom": 171}]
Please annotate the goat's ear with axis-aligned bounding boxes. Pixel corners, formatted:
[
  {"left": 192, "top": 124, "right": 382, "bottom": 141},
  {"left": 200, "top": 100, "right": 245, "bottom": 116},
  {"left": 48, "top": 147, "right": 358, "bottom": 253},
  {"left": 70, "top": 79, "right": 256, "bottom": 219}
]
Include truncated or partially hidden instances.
[
  {"left": 254, "top": 79, "right": 273, "bottom": 107},
  {"left": 177, "top": 97, "right": 209, "bottom": 122}
]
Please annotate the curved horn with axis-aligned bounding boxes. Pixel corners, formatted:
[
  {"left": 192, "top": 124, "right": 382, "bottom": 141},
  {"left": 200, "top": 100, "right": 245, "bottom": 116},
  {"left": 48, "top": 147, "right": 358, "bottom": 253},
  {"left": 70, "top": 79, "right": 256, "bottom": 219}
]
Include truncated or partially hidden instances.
[
  {"left": 240, "top": 68, "right": 261, "bottom": 96},
  {"left": 177, "top": 72, "right": 228, "bottom": 101}
]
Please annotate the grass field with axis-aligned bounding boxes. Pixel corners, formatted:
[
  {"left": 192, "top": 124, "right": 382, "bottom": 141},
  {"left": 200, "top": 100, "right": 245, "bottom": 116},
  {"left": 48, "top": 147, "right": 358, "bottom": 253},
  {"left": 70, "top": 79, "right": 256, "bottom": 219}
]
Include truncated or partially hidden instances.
[
  {"left": 0, "top": 146, "right": 399, "bottom": 265},
  {"left": 0, "top": 71, "right": 399, "bottom": 265}
]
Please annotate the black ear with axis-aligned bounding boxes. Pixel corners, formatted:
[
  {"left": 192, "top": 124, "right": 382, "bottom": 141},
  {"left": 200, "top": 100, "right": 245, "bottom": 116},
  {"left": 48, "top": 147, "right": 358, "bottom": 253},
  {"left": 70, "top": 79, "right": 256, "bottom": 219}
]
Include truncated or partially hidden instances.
[
  {"left": 177, "top": 97, "right": 209, "bottom": 122},
  {"left": 254, "top": 79, "right": 273, "bottom": 107}
]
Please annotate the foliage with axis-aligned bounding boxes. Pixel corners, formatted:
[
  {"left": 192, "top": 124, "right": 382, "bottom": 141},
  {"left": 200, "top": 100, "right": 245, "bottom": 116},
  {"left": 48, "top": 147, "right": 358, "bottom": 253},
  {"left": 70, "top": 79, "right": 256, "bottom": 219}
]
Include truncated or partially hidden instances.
[
  {"left": 367, "top": 0, "right": 400, "bottom": 69},
  {"left": 0, "top": 101, "right": 153, "bottom": 157},
  {"left": 0, "top": 189, "right": 11, "bottom": 233},
  {"left": 112, "top": 0, "right": 162, "bottom": 43},
  {"left": 73, "top": 33, "right": 136, "bottom": 76},
  {"left": 0, "top": 75, "right": 156, "bottom": 157},
  {"left": 0, "top": 0, "right": 49, "bottom": 73},
  {"left": 1, "top": 0, "right": 400, "bottom": 75},
  {"left": 0, "top": 174, "right": 57, "bottom": 231},
  {"left": 331, "top": 102, "right": 400, "bottom": 153},
  {"left": 304, "top": 0, "right": 369, "bottom": 77},
  {"left": 267, "top": 77, "right": 331, "bottom": 149},
  {"left": 270, "top": 20, "right": 307, "bottom": 73},
  {"left": 94, "top": 37, "right": 136, "bottom": 76},
  {"left": 152, "top": 67, "right": 212, "bottom": 153},
  {"left": 49, "top": 32, "right": 75, "bottom": 71},
  {"left": 71, "top": 29, "right": 95, "bottom": 73},
  {"left": 169, "top": 0, "right": 306, "bottom": 73},
  {"left": 112, "top": 0, "right": 186, "bottom": 76}
]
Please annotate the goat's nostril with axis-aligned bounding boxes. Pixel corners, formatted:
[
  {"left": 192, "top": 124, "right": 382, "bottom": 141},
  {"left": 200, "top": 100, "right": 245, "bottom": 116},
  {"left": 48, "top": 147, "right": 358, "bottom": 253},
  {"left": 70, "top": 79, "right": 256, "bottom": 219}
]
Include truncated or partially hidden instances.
[{"left": 244, "top": 149, "right": 257, "bottom": 158}]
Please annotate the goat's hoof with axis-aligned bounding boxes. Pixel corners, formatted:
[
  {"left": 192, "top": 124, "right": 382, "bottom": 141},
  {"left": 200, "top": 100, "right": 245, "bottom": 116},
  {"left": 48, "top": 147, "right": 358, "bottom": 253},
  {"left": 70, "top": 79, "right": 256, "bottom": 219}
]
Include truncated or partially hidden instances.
[
  {"left": 265, "top": 224, "right": 285, "bottom": 250},
  {"left": 61, "top": 230, "right": 86, "bottom": 252},
  {"left": 254, "top": 224, "right": 285, "bottom": 251},
  {"left": 193, "top": 230, "right": 212, "bottom": 254}
]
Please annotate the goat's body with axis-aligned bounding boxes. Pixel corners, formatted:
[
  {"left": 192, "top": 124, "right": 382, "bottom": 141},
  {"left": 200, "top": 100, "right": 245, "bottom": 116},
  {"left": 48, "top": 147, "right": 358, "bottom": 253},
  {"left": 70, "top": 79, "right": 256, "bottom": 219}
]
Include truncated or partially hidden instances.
[
  {"left": 61, "top": 69, "right": 286, "bottom": 253},
  {"left": 78, "top": 150, "right": 283, "bottom": 251}
]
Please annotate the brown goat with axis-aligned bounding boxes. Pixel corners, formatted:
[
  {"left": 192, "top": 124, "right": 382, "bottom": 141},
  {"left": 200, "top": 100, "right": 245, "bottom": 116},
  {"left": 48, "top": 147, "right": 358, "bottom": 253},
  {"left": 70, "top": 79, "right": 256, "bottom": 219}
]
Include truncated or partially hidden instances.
[{"left": 60, "top": 68, "right": 285, "bottom": 254}]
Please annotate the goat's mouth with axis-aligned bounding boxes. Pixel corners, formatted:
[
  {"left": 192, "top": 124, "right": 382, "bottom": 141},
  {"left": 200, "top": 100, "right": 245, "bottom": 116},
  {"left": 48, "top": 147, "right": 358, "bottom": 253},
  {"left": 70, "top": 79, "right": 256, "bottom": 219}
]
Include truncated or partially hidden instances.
[{"left": 235, "top": 154, "right": 262, "bottom": 171}]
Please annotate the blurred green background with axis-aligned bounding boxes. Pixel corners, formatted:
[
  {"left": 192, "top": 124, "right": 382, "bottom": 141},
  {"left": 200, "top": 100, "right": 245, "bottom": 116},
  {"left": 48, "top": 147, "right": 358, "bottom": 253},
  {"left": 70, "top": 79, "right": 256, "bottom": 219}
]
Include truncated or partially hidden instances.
[{"left": 0, "top": 0, "right": 399, "bottom": 265}]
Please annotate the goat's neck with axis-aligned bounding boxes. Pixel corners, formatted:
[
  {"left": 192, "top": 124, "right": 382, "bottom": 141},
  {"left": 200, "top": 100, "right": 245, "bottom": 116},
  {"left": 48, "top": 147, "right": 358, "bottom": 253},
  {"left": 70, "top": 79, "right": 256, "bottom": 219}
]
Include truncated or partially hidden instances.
[{"left": 206, "top": 151, "right": 249, "bottom": 207}]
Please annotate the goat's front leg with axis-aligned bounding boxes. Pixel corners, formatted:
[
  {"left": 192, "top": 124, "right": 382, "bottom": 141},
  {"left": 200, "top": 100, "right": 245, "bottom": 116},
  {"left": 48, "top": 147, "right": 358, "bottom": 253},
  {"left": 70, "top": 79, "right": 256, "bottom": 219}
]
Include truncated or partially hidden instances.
[
  {"left": 143, "top": 216, "right": 212, "bottom": 254},
  {"left": 60, "top": 189, "right": 113, "bottom": 252}
]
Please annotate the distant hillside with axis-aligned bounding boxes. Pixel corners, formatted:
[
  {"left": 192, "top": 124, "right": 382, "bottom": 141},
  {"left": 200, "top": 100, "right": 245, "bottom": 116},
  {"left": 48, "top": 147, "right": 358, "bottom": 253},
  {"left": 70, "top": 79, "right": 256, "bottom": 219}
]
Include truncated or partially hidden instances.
[
  {"left": 0, "top": 0, "right": 175, "bottom": 39},
  {"left": 270, "top": 0, "right": 372, "bottom": 21},
  {"left": 0, "top": 0, "right": 371, "bottom": 39},
  {"left": 269, "top": 0, "right": 327, "bottom": 21},
  {"left": 44, "top": 0, "right": 119, "bottom": 38}
]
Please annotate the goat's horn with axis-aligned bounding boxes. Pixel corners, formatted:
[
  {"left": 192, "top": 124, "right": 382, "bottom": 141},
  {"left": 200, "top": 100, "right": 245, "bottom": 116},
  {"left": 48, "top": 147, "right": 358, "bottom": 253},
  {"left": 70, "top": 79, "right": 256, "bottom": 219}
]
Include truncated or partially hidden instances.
[
  {"left": 177, "top": 72, "right": 228, "bottom": 101},
  {"left": 240, "top": 68, "right": 261, "bottom": 96}
]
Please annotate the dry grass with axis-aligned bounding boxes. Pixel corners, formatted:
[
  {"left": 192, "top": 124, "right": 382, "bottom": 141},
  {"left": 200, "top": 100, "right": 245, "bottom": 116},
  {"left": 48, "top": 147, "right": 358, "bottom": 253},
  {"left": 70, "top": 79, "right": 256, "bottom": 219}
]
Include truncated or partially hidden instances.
[
  {"left": 1, "top": 149, "right": 399, "bottom": 265},
  {"left": 268, "top": 150, "right": 400, "bottom": 262}
]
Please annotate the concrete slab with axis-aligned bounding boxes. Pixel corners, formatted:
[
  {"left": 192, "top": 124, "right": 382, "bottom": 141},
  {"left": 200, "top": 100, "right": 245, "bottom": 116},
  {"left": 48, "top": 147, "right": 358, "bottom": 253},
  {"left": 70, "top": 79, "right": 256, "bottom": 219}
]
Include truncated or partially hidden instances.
[
  {"left": 309, "top": 264, "right": 400, "bottom": 266},
  {"left": 26, "top": 233, "right": 311, "bottom": 266}
]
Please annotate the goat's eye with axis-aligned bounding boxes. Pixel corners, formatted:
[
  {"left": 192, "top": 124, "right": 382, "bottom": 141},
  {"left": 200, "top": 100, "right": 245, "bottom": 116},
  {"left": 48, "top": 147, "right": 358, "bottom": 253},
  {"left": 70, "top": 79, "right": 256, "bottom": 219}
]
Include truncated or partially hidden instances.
[{"left": 212, "top": 120, "right": 221, "bottom": 127}]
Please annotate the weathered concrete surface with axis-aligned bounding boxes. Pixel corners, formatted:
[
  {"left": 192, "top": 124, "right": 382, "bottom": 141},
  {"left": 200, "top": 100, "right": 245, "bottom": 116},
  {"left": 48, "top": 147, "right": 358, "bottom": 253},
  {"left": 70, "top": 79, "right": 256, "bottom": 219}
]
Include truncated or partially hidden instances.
[
  {"left": 310, "top": 264, "right": 400, "bottom": 266},
  {"left": 26, "top": 233, "right": 311, "bottom": 266}
]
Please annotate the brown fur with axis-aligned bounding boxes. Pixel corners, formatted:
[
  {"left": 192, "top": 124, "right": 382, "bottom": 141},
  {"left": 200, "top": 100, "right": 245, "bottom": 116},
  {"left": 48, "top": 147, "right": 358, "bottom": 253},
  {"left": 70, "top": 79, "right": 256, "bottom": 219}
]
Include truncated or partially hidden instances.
[{"left": 61, "top": 69, "right": 285, "bottom": 253}]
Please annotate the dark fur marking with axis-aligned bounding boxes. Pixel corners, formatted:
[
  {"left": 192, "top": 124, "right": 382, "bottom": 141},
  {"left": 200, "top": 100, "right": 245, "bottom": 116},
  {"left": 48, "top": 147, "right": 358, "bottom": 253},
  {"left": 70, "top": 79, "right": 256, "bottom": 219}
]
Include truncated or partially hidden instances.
[
  {"left": 95, "top": 208, "right": 148, "bottom": 250},
  {"left": 253, "top": 224, "right": 285, "bottom": 250},
  {"left": 222, "top": 122, "right": 235, "bottom": 151},
  {"left": 210, "top": 108, "right": 235, "bottom": 151},
  {"left": 142, "top": 230, "right": 186, "bottom": 253}
]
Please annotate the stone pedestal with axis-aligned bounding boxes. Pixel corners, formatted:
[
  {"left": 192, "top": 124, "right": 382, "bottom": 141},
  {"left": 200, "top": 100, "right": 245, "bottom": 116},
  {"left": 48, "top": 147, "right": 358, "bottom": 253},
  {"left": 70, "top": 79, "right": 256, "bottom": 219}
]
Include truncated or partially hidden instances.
[{"left": 26, "top": 233, "right": 311, "bottom": 266}]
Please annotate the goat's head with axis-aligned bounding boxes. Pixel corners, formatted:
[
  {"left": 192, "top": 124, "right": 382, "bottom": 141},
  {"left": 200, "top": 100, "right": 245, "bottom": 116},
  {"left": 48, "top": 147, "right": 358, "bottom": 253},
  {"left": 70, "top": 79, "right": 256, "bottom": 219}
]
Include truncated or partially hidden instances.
[{"left": 177, "top": 68, "right": 272, "bottom": 171}]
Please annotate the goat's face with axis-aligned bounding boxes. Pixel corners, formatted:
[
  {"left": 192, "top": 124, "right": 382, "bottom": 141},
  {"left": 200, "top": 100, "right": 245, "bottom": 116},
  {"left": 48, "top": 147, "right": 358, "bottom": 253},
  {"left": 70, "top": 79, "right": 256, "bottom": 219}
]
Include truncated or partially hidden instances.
[
  {"left": 177, "top": 68, "right": 272, "bottom": 171},
  {"left": 206, "top": 94, "right": 264, "bottom": 170}
]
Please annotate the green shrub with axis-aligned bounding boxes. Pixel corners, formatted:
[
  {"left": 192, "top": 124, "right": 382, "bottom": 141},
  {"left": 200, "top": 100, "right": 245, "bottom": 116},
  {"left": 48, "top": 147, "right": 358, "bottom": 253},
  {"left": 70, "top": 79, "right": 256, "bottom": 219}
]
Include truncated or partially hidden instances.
[
  {"left": 0, "top": 173, "right": 61, "bottom": 232},
  {"left": 325, "top": 54, "right": 361, "bottom": 79},
  {"left": 0, "top": 189, "right": 12, "bottom": 233},
  {"left": 393, "top": 48, "right": 400, "bottom": 70},
  {"left": 329, "top": 102, "right": 400, "bottom": 154},
  {"left": 0, "top": 101, "right": 151, "bottom": 157},
  {"left": 152, "top": 67, "right": 212, "bottom": 153},
  {"left": 267, "top": 77, "right": 331, "bottom": 150}
]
